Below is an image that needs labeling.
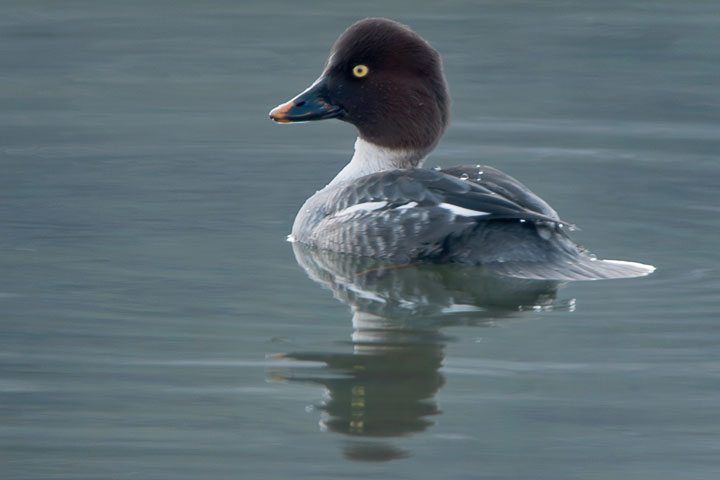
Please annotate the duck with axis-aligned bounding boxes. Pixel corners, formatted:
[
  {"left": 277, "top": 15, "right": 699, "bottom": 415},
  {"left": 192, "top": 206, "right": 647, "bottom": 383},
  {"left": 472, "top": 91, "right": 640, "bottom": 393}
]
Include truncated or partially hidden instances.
[{"left": 269, "top": 18, "right": 655, "bottom": 281}]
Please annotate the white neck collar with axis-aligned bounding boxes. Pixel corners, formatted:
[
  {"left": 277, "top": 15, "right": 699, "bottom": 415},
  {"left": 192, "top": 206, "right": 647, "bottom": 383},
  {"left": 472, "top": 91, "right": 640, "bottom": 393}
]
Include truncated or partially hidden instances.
[{"left": 327, "top": 137, "right": 425, "bottom": 187}]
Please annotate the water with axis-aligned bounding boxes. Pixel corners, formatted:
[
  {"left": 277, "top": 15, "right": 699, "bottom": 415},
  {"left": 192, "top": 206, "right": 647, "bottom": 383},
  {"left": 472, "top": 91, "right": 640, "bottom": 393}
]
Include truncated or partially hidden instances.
[{"left": 2, "top": 1, "right": 720, "bottom": 478}]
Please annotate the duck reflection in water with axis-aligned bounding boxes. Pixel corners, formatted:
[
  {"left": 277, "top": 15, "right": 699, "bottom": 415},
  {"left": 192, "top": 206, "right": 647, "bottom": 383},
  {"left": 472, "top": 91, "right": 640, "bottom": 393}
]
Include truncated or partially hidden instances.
[{"left": 268, "top": 243, "right": 572, "bottom": 462}]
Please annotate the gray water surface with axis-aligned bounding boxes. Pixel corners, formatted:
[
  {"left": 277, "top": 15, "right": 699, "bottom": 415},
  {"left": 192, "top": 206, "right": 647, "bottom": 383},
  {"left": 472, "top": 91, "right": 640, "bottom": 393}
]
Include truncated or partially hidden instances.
[{"left": 2, "top": 1, "right": 720, "bottom": 479}]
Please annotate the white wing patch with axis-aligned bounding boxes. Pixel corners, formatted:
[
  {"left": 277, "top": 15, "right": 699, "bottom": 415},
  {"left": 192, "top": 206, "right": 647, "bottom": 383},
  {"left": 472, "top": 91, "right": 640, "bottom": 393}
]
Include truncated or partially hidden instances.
[
  {"left": 438, "top": 202, "right": 490, "bottom": 217},
  {"left": 394, "top": 202, "right": 418, "bottom": 211},
  {"left": 335, "top": 200, "right": 491, "bottom": 219},
  {"left": 334, "top": 201, "right": 388, "bottom": 217}
]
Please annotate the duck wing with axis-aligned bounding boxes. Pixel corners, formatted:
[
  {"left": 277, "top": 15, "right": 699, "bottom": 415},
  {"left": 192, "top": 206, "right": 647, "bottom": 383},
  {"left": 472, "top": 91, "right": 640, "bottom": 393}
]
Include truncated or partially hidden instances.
[{"left": 303, "top": 167, "right": 566, "bottom": 260}]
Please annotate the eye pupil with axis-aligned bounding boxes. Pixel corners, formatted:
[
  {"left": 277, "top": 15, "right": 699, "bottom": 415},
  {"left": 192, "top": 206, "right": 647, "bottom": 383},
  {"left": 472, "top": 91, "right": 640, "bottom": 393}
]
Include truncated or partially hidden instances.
[{"left": 352, "top": 64, "right": 369, "bottom": 78}]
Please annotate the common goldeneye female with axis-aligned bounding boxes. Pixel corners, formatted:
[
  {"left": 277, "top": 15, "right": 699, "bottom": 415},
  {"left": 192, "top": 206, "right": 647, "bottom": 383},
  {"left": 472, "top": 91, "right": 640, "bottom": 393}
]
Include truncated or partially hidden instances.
[{"left": 269, "top": 18, "right": 655, "bottom": 281}]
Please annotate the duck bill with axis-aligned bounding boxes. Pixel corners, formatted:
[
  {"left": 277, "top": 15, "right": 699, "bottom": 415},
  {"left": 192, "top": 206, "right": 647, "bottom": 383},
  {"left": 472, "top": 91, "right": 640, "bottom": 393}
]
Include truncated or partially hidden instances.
[{"left": 269, "top": 76, "right": 343, "bottom": 123}]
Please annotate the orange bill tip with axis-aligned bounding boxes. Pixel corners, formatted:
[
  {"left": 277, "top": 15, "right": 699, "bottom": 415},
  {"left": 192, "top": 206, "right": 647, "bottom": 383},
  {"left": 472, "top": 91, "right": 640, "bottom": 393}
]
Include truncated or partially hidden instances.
[{"left": 269, "top": 101, "right": 294, "bottom": 123}]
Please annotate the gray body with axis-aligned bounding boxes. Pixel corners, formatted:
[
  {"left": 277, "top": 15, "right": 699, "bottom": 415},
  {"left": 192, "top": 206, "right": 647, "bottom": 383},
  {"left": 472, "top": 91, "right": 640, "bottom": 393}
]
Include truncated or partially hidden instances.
[{"left": 291, "top": 164, "right": 651, "bottom": 280}]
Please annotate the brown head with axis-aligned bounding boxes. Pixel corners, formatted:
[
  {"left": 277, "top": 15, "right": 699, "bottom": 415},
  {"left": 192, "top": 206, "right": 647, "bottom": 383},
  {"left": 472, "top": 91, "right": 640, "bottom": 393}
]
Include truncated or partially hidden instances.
[{"left": 270, "top": 18, "right": 450, "bottom": 157}]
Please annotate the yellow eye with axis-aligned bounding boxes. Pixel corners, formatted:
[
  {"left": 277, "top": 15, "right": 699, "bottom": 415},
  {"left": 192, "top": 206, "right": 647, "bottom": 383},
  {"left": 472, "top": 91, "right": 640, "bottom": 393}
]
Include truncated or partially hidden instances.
[{"left": 352, "top": 64, "right": 369, "bottom": 78}]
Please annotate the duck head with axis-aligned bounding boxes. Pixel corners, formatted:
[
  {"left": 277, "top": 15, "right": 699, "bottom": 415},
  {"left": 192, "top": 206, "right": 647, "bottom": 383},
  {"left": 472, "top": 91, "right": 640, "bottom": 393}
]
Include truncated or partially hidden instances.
[{"left": 270, "top": 18, "right": 450, "bottom": 162}]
